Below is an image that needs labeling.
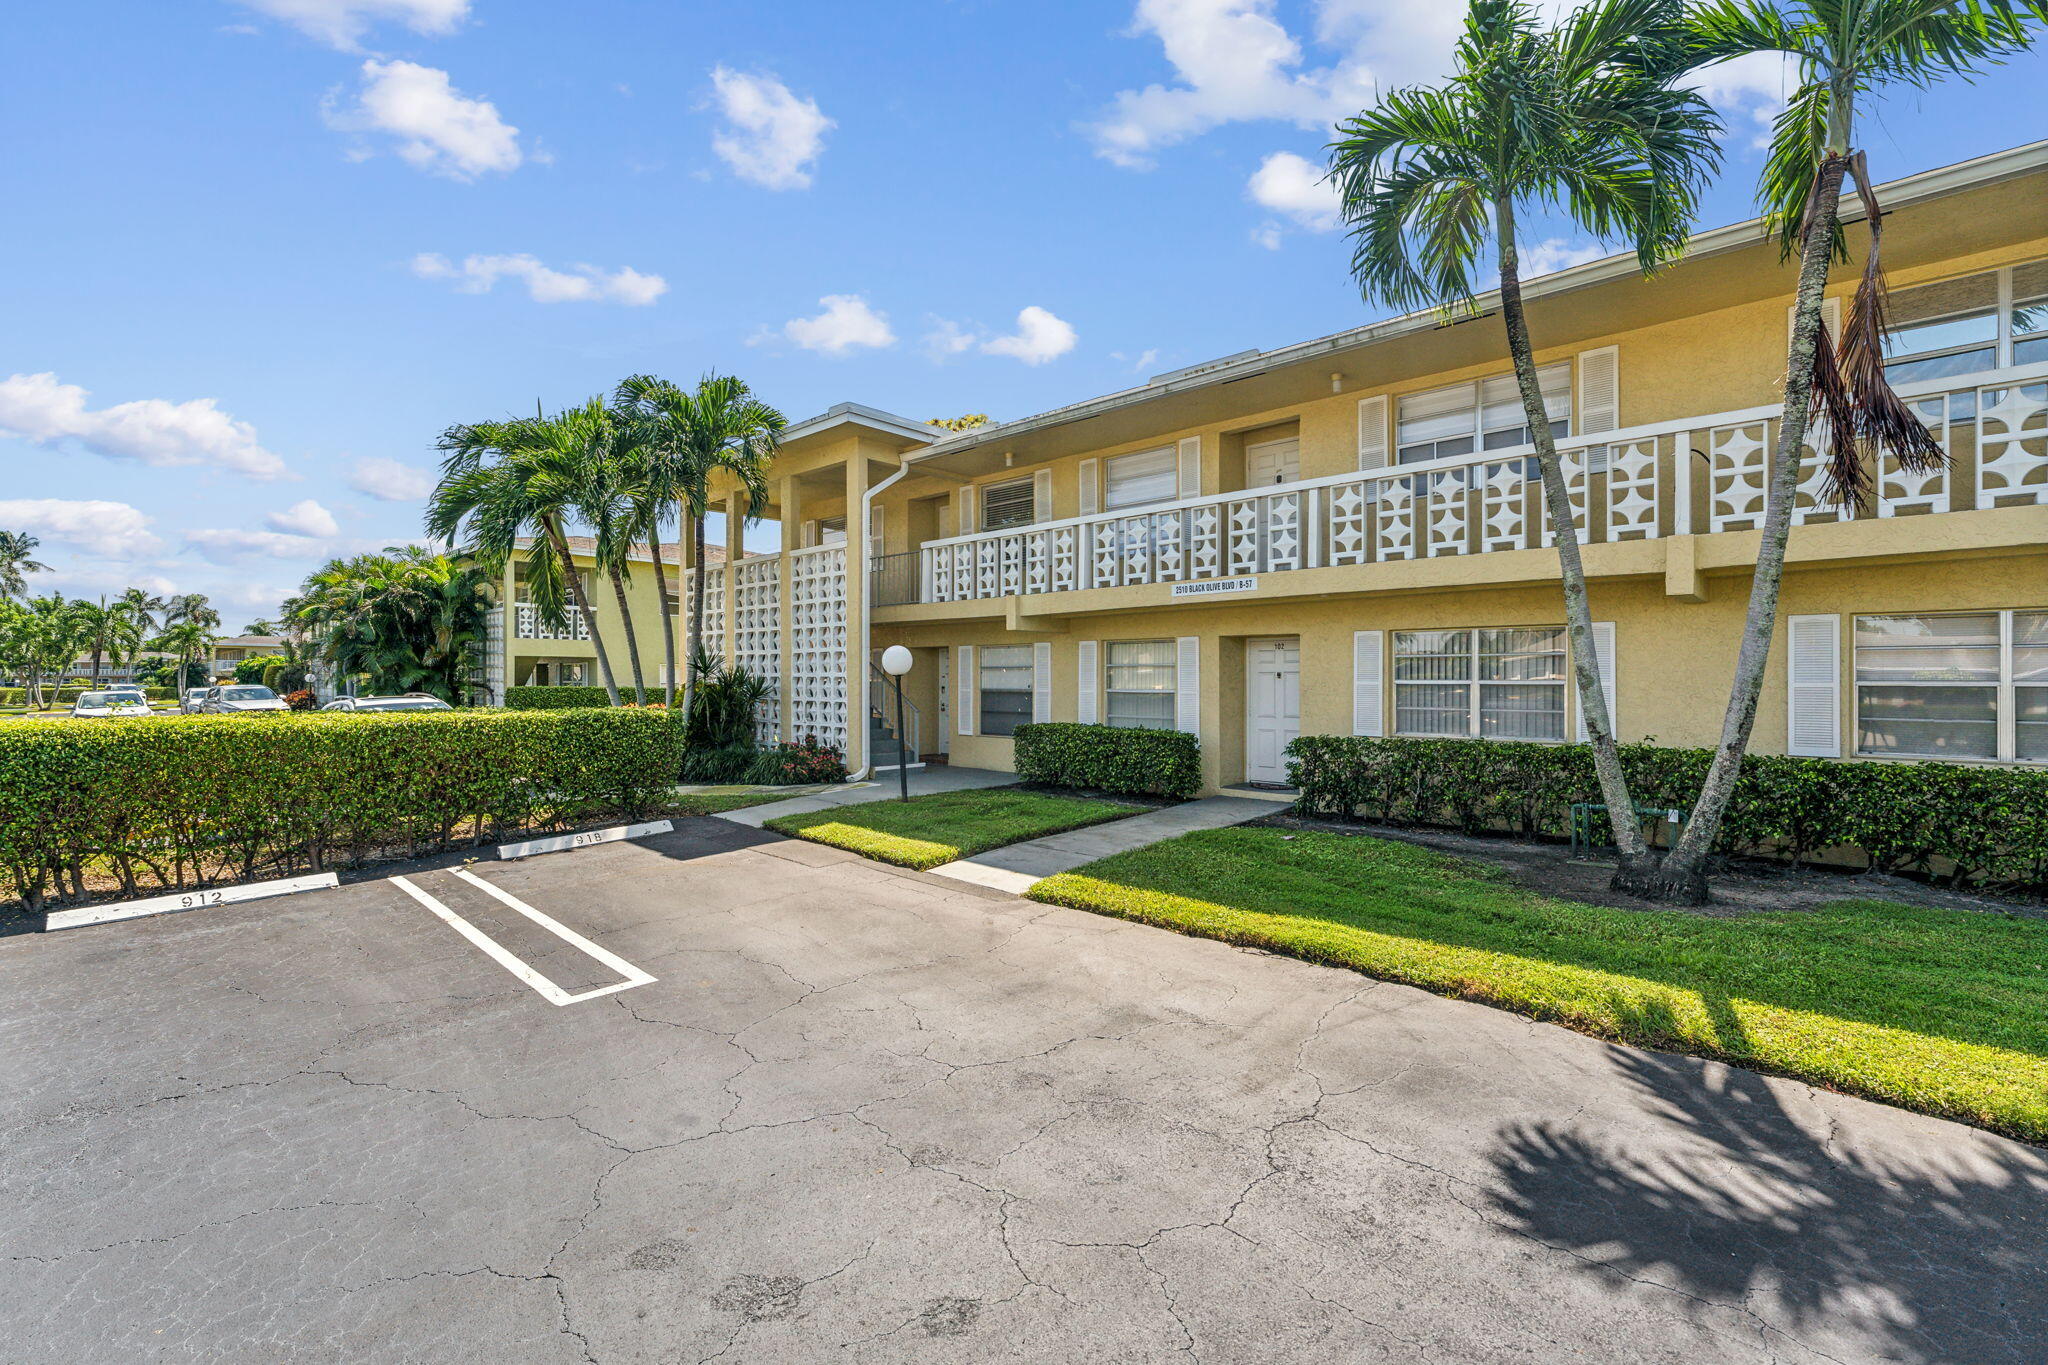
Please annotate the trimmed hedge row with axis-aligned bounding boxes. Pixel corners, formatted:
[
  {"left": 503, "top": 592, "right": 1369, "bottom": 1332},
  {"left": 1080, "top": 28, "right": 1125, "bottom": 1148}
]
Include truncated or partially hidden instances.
[
  {"left": 1287, "top": 734, "right": 2048, "bottom": 892},
  {"left": 0, "top": 709, "right": 686, "bottom": 912},
  {"left": 1014, "top": 721, "right": 1201, "bottom": 800},
  {"left": 506, "top": 685, "right": 614, "bottom": 709}
]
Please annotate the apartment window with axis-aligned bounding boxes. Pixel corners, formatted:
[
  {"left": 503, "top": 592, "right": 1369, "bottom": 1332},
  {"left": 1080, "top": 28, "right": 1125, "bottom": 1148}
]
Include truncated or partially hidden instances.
[
  {"left": 1854, "top": 610, "right": 2048, "bottom": 763},
  {"left": 978, "top": 645, "right": 1034, "bottom": 737},
  {"left": 1104, "top": 446, "right": 1179, "bottom": 511},
  {"left": 1394, "top": 627, "right": 1568, "bottom": 741},
  {"left": 2013, "top": 260, "right": 2048, "bottom": 366},
  {"left": 1883, "top": 273, "right": 2000, "bottom": 385},
  {"left": 1396, "top": 364, "right": 1570, "bottom": 465},
  {"left": 981, "top": 476, "right": 1035, "bottom": 531},
  {"left": 817, "top": 516, "right": 848, "bottom": 546},
  {"left": 1104, "top": 640, "right": 1177, "bottom": 730}
]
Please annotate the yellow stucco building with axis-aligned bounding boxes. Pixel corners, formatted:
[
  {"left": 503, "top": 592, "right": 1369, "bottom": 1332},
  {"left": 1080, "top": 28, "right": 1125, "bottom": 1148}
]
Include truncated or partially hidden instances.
[{"left": 659, "top": 142, "right": 2048, "bottom": 793}]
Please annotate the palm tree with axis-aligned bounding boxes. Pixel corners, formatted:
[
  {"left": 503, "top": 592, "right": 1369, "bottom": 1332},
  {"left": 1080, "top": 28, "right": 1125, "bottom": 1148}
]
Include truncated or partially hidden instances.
[
  {"left": 9, "top": 595, "right": 91, "bottom": 708},
  {"left": 559, "top": 398, "right": 653, "bottom": 705},
  {"left": 291, "top": 547, "right": 491, "bottom": 701},
  {"left": 616, "top": 373, "right": 785, "bottom": 719},
  {"left": 1623, "top": 0, "right": 2045, "bottom": 902},
  {"left": 429, "top": 411, "right": 626, "bottom": 705},
  {"left": 150, "top": 620, "right": 216, "bottom": 697},
  {"left": 73, "top": 596, "right": 144, "bottom": 684},
  {"left": 1329, "top": 0, "right": 1719, "bottom": 888},
  {"left": 164, "top": 593, "right": 221, "bottom": 632},
  {"left": 0, "top": 532, "right": 50, "bottom": 601},
  {"left": 117, "top": 587, "right": 167, "bottom": 636}
]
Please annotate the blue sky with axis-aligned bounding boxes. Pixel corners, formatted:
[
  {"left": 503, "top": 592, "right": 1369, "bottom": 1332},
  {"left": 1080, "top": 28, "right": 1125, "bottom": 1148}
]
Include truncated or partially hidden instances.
[{"left": 3, "top": 1, "right": 2043, "bottom": 626}]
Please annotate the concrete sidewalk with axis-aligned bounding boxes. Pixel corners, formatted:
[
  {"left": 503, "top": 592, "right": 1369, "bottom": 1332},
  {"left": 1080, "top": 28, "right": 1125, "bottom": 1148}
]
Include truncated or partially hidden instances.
[
  {"left": 713, "top": 765, "right": 1014, "bottom": 827},
  {"left": 929, "top": 794, "right": 1273, "bottom": 894}
]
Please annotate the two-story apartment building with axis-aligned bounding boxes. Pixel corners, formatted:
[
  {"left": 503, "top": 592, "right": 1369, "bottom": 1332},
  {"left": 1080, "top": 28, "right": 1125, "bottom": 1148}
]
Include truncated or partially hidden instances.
[{"left": 686, "top": 141, "right": 2047, "bottom": 794}]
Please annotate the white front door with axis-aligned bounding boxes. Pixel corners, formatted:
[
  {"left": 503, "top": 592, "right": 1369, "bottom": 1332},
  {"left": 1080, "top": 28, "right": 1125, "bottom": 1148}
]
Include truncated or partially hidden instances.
[
  {"left": 937, "top": 650, "right": 951, "bottom": 756},
  {"left": 1245, "top": 637, "right": 1301, "bottom": 785},
  {"left": 1245, "top": 438, "right": 1300, "bottom": 487}
]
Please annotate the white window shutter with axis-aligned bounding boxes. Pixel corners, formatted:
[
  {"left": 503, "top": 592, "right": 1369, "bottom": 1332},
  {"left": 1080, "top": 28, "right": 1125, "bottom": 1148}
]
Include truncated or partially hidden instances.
[
  {"left": 955, "top": 487, "right": 976, "bottom": 535},
  {"left": 1351, "top": 631, "right": 1384, "bottom": 737},
  {"left": 1078, "top": 458, "right": 1100, "bottom": 516},
  {"left": 1077, "top": 640, "right": 1099, "bottom": 724},
  {"left": 1786, "top": 614, "right": 1842, "bottom": 757},
  {"left": 1032, "top": 641, "right": 1052, "bottom": 723},
  {"left": 801, "top": 519, "right": 819, "bottom": 548},
  {"left": 1787, "top": 298, "right": 1843, "bottom": 342},
  {"left": 1574, "top": 621, "right": 1618, "bottom": 741},
  {"left": 957, "top": 645, "right": 976, "bottom": 736},
  {"left": 866, "top": 508, "right": 885, "bottom": 562},
  {"left": 1577, "top": 347, "right": 1619, "bottom": 435},
  {"left": 1356, "top": 394, "right": 1389, "bottom": 469},
  {"left": 1032, "top": 468, "right": 1053, "bottom": 523},
  {"left": 1176, "top": 437, "right": 1202, "bottom": 499},
  {"left": 1175, "top": 636, "right": 1200, "bottom": 734}
]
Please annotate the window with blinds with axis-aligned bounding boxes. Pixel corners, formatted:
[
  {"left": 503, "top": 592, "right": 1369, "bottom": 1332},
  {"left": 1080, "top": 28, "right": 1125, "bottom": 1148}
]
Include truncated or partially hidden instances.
[
  {"left": 981, "top": 476, "right": 1035, "bottom": 530},
  {"left": 978, "top": 645, "right": 1035, "bottom": 737},
  {"left": 817, "top": 516, "right": 848, "bottom": 546},
  {"left": 1104, "top": 446, "right": 1179, "bottom": 510},
  {"left": 1396, "top": 363, "right": 1570, "bottom": 465},
  {"left": 1104, "top": 640, "right": 1177, "bottom": 730},
  {"left": 1855, "top": 610, "right": 2048, "bottom": 763},
  {"left": 1393, "top": 627, "right": 1568, "bottom": 741},
  {"left": 1881, "top": 259, "right": 2048, "bottom": 387}
]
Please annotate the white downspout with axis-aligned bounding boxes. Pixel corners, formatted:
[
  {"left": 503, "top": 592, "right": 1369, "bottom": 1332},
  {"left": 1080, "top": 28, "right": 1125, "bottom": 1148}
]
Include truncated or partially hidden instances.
[{"left": 847, "top": 451, "right": 926, "bottom": 781}]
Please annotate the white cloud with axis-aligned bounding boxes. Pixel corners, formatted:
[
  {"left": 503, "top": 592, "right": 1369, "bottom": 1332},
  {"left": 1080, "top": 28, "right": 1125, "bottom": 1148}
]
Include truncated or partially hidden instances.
[
  {"left": 232, "top": 0, "right": 468, "bottom": 51},
  {"left": 266, "top": 499, "right": 340, "bottom": 537},
  {"left": 981, "top": 306, "right": 1078, "bottom": 366},
  {"left": 0, "top": 372, "right": 287, "bottom": 481},
  {"left": 762, "top": 295, "right": 896, "bottom": 356},
  {"left": 708, "top": 67, "right": 833, "bottom": 190},
  {"left": 920, "top": 318, "right": 980, "bottom": 363},
  {"left": 186, "top": 529, "right": 328, "bottom": 564},
  {"left": 1247, "top": 150, "right": 1341, "bottom": 231},
  {"left": 0, "top": 499, "right": 162, "bottom": 560},
  {"left": 349, "top": 456, "right": 435, "bottom": 502},
  {"left": 1520, "top": 238, "right": 1607, "bottom": 277},
  {"left": 1695, "top": 51, "right": 1797, "bottom": 150},
  {"left": 325, "top": 60, "right": 522, "bottom": 181},
  {"left": 412, "top": 252, "right": 668, "bottom": 306},
  {"left": 1250, "top": 221, "right": 1284, "bottom": 250}
]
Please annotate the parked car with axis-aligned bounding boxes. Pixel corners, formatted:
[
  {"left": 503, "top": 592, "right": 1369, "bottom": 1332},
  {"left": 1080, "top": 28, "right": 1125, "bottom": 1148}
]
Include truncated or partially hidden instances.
[
  {"left": 181, "top": 687, "right": 212, "bottom": 714},
  {"left": 199, "top": 685, "right": 288, "bottom": 714},
  {"left": 106, "top": 685, "right": 149, "bottom": 705},
  {"left": 70, "top": 691, "right": 151, "bottom": 719},
  {"left": 320, "top": 694, "right": 453, "bottom": 713}
]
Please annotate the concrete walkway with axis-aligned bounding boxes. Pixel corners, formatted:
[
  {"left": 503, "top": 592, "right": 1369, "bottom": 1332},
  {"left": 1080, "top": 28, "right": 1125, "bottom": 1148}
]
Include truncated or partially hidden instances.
[
  {"left": 713, "top": 764, "right": 1015, "bottom": 828},
  {"left": 930, "top": 794, "right": 1273, "bottom": 894}
]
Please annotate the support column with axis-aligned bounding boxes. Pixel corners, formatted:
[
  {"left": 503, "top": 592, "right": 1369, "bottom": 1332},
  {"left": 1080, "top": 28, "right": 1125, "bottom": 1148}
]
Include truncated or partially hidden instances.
[
  {"left": 676, "top": 496, "right": 699, "bottom": 691},
  {"left": 843, "top": 449, "right": 870, "bottom": 771},
  {"left": 722, "top": 491, "right": 744, "bottom": 666},
  {"left": 777, "top": 475, "right": 802, "bottom": 742}
]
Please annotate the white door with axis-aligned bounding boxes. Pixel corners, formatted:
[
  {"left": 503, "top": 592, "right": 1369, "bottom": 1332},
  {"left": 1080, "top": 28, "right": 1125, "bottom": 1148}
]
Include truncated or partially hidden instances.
[
  {"left": 1245, "top": 638, "right": 1300, "bottom": 785},
  {"left": 1245, "top": 438, "right": 1300, "bottom": 487},
  {"left": 937, "top": 651, "right": 951, "bottom": 756}
]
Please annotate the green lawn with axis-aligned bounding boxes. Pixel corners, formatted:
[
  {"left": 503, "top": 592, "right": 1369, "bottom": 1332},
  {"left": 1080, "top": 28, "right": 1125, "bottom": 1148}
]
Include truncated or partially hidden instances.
[
  {"left": 669, "top": 791, "right": 789, "bottom": 817},
  {"left": 766, "top": 788, "right": 1145, "bottom": 871},
  {"left": 1028, "top": 827, "right": 2048, "bottom": 1141}
]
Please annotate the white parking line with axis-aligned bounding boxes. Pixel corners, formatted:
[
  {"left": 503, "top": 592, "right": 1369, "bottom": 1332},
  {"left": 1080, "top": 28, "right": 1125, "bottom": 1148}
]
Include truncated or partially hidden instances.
[{"left": 390, "top": 871, "right": 656, "bottom": 1006}]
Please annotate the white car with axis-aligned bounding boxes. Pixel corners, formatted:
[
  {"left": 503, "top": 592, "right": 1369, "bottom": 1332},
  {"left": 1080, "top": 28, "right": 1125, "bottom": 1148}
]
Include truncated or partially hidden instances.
[
  {"left": 321, "top": 694, "right": 453, "bottom": 713},
  {"left": 199, "top": 685, "right": 288, "bottom": 714},
  {"left": 71, "top": 691, "right": 152, "bottom": 719},
  {"left": 181, "top": 687, "right": 212, "bottom": 714}
]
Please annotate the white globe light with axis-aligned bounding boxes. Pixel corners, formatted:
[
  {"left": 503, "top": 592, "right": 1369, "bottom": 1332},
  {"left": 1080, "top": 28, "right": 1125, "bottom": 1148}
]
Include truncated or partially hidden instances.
[{"left": 880, "top": 645, "right": 914, "bottom": 676}]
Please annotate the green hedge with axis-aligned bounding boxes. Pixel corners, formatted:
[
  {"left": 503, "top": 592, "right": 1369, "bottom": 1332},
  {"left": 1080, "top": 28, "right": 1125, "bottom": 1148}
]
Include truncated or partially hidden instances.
[
  {"left": 506, "top": 685, "right": 613, "bottom": 709},
  {"left": 1013, "top": 722, "right": 1201, "bottom": 800},
  {"left": 0, "top": 709, "right": 686, "bottom": 913},
  {"left": 1286, "top": 735, "right": 2048, "bottom": 892}
]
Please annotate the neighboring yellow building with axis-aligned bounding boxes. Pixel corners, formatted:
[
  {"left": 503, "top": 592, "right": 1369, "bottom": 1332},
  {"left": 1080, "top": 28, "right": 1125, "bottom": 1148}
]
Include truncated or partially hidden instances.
[{"left": 689, "top": 141, "right": 2046, "bottom": 793}]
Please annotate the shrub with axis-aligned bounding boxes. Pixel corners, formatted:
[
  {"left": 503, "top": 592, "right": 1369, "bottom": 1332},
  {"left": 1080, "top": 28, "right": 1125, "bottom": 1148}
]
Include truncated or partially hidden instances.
[
  {"left": 749, "top": 740, "right": 846, "bottom": 785},
  {"left": 0, "top": 709, "right": 686, "bottom": 913},
  {"left": 506, "top": 685, "right": 612, "bottom": 709},
  {"left": 1285, "top": 734, "right": 2048, "bottom": 893},
  {"left": 282, "top": 689, "right": 317, "bottom": 711},
  {"left": 1013, "top": 722, "right": 1200, "bottom": 800},
  {"left": 681, "top": 746, "right": 758, "bottom": 783},
  {"left": 681, "top": 648, "right": 773, "bottom": 752},
  {"left": 236, "top": 654, "right": 288, "bottom": 685}
]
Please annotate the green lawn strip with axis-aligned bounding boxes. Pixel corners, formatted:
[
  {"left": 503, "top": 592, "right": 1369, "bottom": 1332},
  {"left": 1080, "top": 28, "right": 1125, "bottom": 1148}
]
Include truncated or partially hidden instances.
[
  {"left": 669, "top": 791, "right": 789, "bottom": 816},
  {"left": 1027, "top": 827, "right": 2048, "bottom": 1141},
  {"left": 765, "top": 788, "right": 1145, "bottom": 871}
]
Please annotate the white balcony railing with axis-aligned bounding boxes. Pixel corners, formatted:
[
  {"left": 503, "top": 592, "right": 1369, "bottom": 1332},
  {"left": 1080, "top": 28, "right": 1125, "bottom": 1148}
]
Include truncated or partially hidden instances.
[
  {"left": 917, "top": 363, "right": 2048, "bottom": 605},
  {"left": 512, "top": 602, "right": 591, "bottom": 641}
]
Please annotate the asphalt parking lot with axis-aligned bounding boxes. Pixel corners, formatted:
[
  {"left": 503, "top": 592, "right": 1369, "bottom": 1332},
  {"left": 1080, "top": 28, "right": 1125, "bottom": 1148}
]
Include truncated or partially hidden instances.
[{"left": 4, "top": 816, "right": 2045, "bottom": 1363}]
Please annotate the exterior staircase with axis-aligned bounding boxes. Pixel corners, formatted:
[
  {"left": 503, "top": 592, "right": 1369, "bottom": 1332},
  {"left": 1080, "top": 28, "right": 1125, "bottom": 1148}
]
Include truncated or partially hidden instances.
[{"left": 868, "top": 664, "right": 924, "bottom": 773}]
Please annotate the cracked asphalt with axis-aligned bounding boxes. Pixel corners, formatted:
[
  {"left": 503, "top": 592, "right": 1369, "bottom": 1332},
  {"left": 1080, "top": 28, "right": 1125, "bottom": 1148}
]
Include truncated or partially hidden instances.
[{"left": 4, "top": 817, "right": 2046, "bottom": 1363}]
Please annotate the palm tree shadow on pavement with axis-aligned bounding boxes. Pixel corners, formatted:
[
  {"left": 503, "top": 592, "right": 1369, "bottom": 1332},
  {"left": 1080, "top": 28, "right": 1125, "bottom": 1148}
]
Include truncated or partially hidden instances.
[{"left": 1487, "top": 995, "right": 2048, "bottom": 1363}]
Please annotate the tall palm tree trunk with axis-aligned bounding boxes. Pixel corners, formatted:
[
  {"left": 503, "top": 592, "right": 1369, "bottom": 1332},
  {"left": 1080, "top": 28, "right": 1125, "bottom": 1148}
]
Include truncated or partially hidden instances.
[
  {"left": 607, "top": 565, "right": 648, "bottom": 704},
  {"left": 646, "top": 525, "right": 678, "bottom": 708},
  {"left": 1645, "top": 129, "right": 1854, "bottom": 905},
  {"left": 1495, "top": 199, "right": 1649, "bottom": 874},
  {"left": 543, "top": 521, "right": 622, "bottom": 705},
  {"left": 685, "top": 510, "right": 708, "bottom": 721}
]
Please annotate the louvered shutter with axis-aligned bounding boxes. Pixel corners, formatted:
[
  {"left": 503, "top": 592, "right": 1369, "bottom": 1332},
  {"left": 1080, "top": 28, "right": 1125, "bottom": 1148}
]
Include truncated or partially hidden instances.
[
  {"left": 1077, "top": 640, "right": 1099, "bottom": 724},
  {"left": 1175, "top": 636, "right": 1200, "bottom": 734},
  {"left": 801, "top": 519, "right": 819, "bottom": 548},
  {"left": 1785, "top": 614, "right": 1841, "bottom": 756},
  {"left": 1177, "top": 437, "right": 1202, "bottom": 499},
  {"left": 1574, "top": 621, "right": 1618, "bottom": 741},
  {"left": 1032, "top": 642, "right": 1052, "bottom": 723},
  {"left": 1033, "top": 468, "right": 1053, "bottom": 522},
  {"left": 957, "top": 645, "right": 976, "bottom": 736},
  {"left": 1356, "top": 395, "right": 1389, "bottom": 470},
  {"left": 1352, "top": 631, "right": 1384, "bottom": 737},
  {"left": 1078, "top": 458, "right": 1100, "bottom": 516},
  {"left": 1787, "top": 298, "right": 1843, "bottom": 342},
  {"left": 1577, "top": 347, "right": 1619, "bottom": 435},
  {"left": 955, "top": 487, "right": 976, "bottom": 535}
]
